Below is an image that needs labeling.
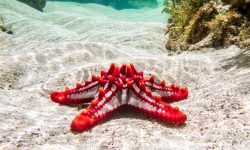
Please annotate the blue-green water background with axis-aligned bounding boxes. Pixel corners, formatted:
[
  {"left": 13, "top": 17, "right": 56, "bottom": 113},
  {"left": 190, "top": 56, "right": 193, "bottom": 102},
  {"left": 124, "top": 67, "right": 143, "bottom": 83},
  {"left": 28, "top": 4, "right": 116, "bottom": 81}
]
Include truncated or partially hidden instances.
[
  {"left": 45, "top": 0, "right": 168, "bottom": 22},
  {"left": 0, "top": 0, "right": 168, "bottom": 56},
  {"left": 48, "top": 0, "right": 163, "bottom": 10}
]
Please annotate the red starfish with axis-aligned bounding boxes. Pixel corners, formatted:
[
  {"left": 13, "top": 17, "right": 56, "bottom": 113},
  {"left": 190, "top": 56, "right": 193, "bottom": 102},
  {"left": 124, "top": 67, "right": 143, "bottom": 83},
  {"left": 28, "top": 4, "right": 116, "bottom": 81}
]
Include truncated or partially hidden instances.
[{"left": 51, "top": 64, "right": 188, "bottom": 132}]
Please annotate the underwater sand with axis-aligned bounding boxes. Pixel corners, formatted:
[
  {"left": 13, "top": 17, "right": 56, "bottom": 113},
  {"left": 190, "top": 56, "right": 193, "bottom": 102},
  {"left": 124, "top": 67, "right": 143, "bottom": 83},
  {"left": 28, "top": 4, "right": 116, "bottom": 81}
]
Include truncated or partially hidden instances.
[{"left": 0, "top": 0, "right": 249, "bottom": 149}]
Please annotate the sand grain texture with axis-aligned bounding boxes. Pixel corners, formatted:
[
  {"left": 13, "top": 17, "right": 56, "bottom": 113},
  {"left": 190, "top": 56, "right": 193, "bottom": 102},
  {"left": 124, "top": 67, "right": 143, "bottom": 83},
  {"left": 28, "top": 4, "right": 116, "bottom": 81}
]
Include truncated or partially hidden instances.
[{"left": 0, "top": 0, "right": 249, "bottom": 149}]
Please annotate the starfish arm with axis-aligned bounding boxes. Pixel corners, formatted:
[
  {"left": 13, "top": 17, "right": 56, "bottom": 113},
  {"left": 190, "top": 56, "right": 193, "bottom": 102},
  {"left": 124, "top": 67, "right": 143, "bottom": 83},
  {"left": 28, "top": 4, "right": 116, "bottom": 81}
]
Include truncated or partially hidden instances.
[
  {"left": 130, "top": 64, "right": 143, "bottom": 76},
  {"left": 130, "top": 82, "right": 187, "bottom": 125},
  {"left": 71, "top": 84, "right": 121, "bottom": 132},
  {"left": 50, "top": 78, "right": 101, "bottom": 105},
  {"left": 145, "top": 76, "right": 188, "bottom": 103}
]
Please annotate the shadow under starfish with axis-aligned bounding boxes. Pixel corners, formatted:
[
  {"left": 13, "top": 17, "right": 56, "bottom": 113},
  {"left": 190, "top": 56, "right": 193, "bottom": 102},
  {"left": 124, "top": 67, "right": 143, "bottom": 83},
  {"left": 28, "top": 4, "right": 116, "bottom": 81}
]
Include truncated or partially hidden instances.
[{"left": 51, "top": 64, "right": 189, "bottom": 132}]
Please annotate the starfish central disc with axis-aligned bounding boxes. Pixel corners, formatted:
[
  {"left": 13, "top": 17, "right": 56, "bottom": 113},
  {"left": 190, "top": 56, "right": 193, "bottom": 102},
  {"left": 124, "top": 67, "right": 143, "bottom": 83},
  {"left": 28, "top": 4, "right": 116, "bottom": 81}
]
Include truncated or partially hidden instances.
[{"left": 51, "top": 64, "right": 189, "bottom": 132}]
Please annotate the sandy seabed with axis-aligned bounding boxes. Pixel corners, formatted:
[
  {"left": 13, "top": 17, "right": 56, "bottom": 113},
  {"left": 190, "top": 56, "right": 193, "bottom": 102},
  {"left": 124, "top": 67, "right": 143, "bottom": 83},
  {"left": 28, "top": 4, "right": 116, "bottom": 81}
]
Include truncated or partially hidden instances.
[{"left": 0, "top": 0, "right": 249, "bottom": 149}]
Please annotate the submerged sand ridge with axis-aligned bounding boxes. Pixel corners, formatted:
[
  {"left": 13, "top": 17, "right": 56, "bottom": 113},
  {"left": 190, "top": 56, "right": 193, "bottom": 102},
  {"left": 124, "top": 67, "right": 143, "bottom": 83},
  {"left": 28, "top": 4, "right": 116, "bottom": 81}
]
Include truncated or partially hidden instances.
[{"left": 0, "top": 0, "right": 249, "bottom": 149}]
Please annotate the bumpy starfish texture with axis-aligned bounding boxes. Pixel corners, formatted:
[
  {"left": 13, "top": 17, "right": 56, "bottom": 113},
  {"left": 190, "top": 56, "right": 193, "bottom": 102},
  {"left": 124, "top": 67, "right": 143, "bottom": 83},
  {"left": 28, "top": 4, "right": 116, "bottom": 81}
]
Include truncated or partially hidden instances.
[{"left": 51, "top": 64, "right": 188, "bottom": 132}]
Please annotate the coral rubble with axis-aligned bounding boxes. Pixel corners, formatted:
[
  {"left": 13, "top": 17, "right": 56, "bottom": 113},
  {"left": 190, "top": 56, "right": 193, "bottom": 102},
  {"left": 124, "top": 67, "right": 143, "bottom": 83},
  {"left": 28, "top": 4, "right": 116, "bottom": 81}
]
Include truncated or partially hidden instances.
[
  {"left": 0, "top": 16, "right": 13, "bottom": 34},
  {"left": 164, "top": 0, "right": 250, "bottom": 52}
]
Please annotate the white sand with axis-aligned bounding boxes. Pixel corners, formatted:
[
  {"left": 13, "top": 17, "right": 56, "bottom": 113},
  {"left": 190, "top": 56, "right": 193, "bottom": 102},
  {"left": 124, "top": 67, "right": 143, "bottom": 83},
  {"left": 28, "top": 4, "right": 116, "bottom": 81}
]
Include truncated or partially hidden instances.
[{"left": 0, "top": 0, "right": 249, "bottom": 149}]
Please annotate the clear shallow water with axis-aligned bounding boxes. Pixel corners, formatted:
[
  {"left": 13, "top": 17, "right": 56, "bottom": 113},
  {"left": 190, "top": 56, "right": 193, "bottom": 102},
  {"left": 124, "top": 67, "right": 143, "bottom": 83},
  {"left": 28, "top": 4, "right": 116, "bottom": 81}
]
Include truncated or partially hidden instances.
[
  {"left": 0, "top": 1, "right": 250, "bottom": 149},
  {"left": 45, "top": 0, "right": 168, "bottom": 22},
  {"left": 48, "top": 0, "right": 162, "bottom": 10},
  {"left": 0, "top": 0, "right": 168, "bottom": 56},
  {"left": 0, "top": 0, "right": 169, "bottom": 88}
]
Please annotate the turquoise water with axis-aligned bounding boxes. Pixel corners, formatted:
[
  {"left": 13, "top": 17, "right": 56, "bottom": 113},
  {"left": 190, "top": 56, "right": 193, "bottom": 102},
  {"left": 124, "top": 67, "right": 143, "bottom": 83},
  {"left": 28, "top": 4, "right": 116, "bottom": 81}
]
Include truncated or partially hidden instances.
[
  {"left": 0, "top": 0, "right": 168, "bottom": 56},
  {"left": 45, "top": 0, "right": 168, "bottom": 22},
  {"left": 48, "top": 0, "right": 160, "bottom": 9}
]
